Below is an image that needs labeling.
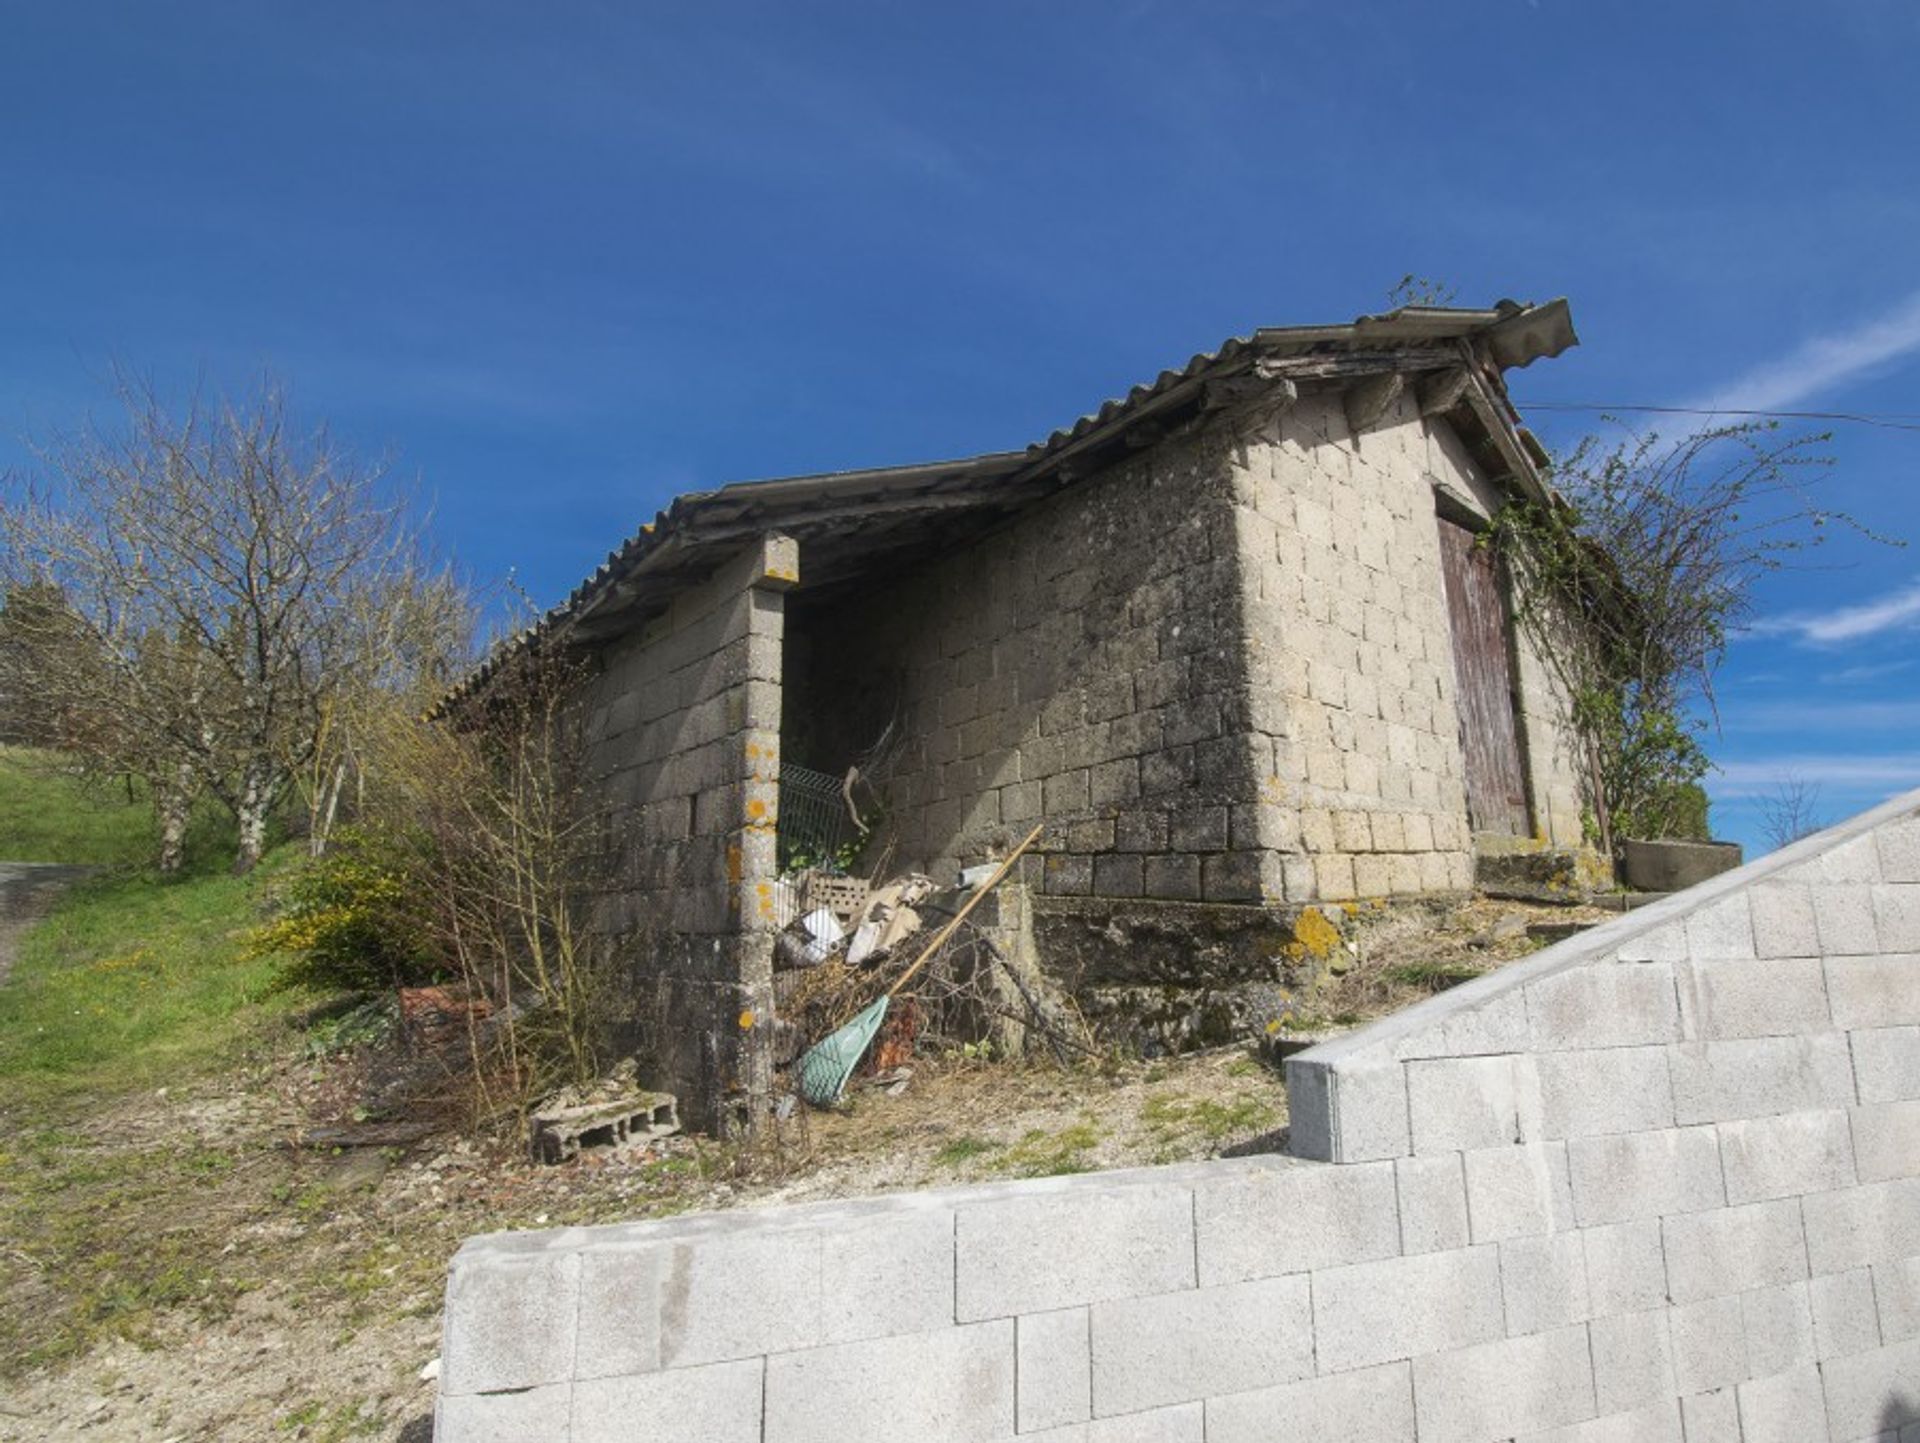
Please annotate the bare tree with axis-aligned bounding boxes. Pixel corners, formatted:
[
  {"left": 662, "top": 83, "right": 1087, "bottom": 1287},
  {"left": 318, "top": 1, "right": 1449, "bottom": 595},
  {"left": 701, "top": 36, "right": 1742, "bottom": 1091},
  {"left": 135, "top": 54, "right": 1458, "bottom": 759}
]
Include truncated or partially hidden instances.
[
  {"left": 0, "top": 375, "right": 461, "bottom": 873},
  {"left": 1760, "top": 773, "right": 1830, "bottom": 852}
]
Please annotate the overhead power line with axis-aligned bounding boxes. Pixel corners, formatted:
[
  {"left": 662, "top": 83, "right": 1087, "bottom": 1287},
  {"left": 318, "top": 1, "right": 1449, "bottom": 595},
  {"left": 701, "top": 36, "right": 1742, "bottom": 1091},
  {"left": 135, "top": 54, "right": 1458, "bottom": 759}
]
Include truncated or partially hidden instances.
[{"left": 1523, "top": 402, "right": 1920, "bottom": 435}]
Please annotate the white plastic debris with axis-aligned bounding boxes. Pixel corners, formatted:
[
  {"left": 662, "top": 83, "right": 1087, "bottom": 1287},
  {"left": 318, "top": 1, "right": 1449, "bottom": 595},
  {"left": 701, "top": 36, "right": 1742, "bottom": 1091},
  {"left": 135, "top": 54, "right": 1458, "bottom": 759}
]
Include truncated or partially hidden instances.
[{"left": 800, "top": 907, "right": 844, "bottom": 965}]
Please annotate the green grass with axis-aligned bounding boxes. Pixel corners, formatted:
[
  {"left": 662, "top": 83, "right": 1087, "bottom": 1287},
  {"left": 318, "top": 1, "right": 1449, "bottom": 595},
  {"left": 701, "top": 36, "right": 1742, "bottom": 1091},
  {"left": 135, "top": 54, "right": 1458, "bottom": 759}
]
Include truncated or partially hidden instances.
[
  {"left": 1381, "top": 960, "right": 1486, "bottom": 992},
  {"left": 0, "top": 745, "right": 233, "bottom": 867},
  {"left": 0, "top": 845, "right": 309, "bottom": 1101},
  {"left": 931, "top": 1134, "right": 1000, "bottom": 1167},
  {"left": 1140, "top": 1093, "right": 1279, "bottom": 1142}
]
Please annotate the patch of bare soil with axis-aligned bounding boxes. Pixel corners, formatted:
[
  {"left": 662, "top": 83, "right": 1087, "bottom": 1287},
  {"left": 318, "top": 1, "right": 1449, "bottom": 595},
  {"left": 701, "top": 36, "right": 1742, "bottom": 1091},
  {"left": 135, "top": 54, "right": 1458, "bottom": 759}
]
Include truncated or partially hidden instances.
[{"left": 0, "top": 892, "right": 1598, "bottom": 1441}]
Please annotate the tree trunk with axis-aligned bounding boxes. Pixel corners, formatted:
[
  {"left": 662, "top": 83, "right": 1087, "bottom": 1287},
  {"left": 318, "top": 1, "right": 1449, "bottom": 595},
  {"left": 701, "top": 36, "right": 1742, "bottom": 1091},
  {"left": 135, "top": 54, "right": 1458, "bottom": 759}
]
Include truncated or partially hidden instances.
[
  {"left": 156, "top": 764, "right": 193, "bottom": 875},
  {"left": 233, "top": 760, "right": 274, "bottom": 875}
]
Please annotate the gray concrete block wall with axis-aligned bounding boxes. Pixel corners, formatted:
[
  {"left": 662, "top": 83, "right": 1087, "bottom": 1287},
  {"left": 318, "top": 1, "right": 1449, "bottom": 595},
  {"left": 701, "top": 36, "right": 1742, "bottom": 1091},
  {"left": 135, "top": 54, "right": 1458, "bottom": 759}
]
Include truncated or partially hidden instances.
[
  {"left": 438, "top": 789, "right": 1920, "bottom": 1441},
  {"left": 579, "top": 534, "right": 798, "bottom": 1129}
]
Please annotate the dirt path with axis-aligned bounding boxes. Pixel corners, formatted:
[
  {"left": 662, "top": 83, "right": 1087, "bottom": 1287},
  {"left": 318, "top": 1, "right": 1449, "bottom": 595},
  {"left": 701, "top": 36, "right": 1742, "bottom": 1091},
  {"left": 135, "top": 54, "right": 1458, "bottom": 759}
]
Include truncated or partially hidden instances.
[{"left": 0, "top": 863, "right": 97, "bottom": 985}]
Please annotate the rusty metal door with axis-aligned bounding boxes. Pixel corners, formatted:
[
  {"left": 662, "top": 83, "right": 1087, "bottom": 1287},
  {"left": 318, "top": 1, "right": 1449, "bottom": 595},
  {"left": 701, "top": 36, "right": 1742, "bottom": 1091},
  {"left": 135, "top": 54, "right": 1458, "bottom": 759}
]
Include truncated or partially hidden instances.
[{"left": 1437, "top": 516, "right": 1531, "bottom": 836}]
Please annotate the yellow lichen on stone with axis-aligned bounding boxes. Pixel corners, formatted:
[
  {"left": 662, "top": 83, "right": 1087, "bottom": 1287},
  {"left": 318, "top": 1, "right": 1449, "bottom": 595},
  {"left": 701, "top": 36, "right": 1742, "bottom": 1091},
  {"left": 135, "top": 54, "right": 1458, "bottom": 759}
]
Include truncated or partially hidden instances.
[{"left": 1291, "top": 905, "right": 1342, "bottom": 960}]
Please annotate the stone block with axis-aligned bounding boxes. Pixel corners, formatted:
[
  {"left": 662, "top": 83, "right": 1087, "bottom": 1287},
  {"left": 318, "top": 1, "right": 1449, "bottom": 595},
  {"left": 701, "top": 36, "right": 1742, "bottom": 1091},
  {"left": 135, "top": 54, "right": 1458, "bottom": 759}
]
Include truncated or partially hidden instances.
[
  {"left": 1536, "top": 1046, "right": 1676, "bottom": 1139},
  {"left": 1311, "top": 1246, "right": 1505, "bottom": 1373},
  {"left": 1875, "top": 884, "right": 1920, "bottom": 951},
  {"left": 1090, "top": 1274, "right": 1312, "bottom": 1416},
  {"left": 1717, "top": 1108, "right": 1856, "bottom": 1204},
  {"left": 1203, "top": 1361, "right": 1416, "bottom": 1443},
  {"left": 1662, "top": 1199, "right": 1808, "bottom": 1304},
  {"left": 1567, "top": 1127, "right": 1725, "bottom": 1226},
  {"left": 1168, "top": 806, "right": 1229, "bottom": 853},
  {"left": 1670, "top": 1295, "right": 1748, "bottom": 1394},
  {"left": 1852, "top": 1101, "right": 1920, "bottom": 1183},
  {"left": 1733, "top": 1362, "right": 1826, "bottom": 1443},
  {"left": 1739, "top": 1279, "right": 1816, "bottom": 1378},
  {"left": 1396, "top": 1154, "right": 1470, "bottom": 1255},
  {"left": 1501, "top": 1231, "right": 1591, "bottom": 1336},
  {"left": 1202, "top": 851, "right": 1266, "bottom": 902},
  {"left": 437, "top": 1384, "right": 572, "bottom": 1443},
  {"left": 1668, "top": 1034, "right": 1857, "bottom": 1125},
  {"left": 1816, "top": 884, "right": 1881, "bottom": 957},
  {"left": 1803, "top": 1176, "right": 1920, "bottom": 1275},
  {"left": 1878, "top": 816, "right": 1920, "bottom": 883},
  {"left": 1284, "top": 1056, "right": 1410, "bottom": 1162},
  {"left": 572, "top": 1360, "right": 764, "bottom": 1443},
  {"left": 819, "top": 1209, "right": 958, "bottom": 1345},
  {"left": 1313, "top": 853, "right": 1357, "bottom": 901},
  {"left": 763, "top": 1320, "right": 1015, "bottom": 1443},
  {"left": 1679, "top": 1387, "right": 1742, "bottom": 1443},
  {"left": 1142, "top": 853, "right": 1202, "bottom": 900},
  {"left": 1353, "top": 853, "right": 1397, "bottom": 898},
  {"left": 1092, "top": 854, "right": 1145, "bottom": 898},
  {"left": 1025, "top": 1402, "right": 1205, "bottom": 1441},
  {"left": 1583, "top": 1219, "right": 1670, "bottom": 1318},
  {"left": 441, "top": 1248, "right": 580, "bottom": 1396},
  {"left": 1192, "top": 1159, "right": 1399, "bottom": 1285},
  {"left": 954, "top": 1182, "right": 1195, "bottom": 1321},
  {"left": 1589, "top": 1308, "right": 1677, "bottom": 1416},
  {"left": 1685, "top": 896, "right": 1757, "bottom": 961},
  {"left": 1877, "top": 1255, "right": 1920, "bottom": 1343},
  {"left": 1410, "top": 1323, "right": 1597, "bottom": 1443},
  {"left": 1830, "top": 956, "right": 1920, "bottom": 1028},
  {"left": 1463, "top": 1141, "right": 1575, "bottom": 1243},
  {"left": 1675, "top": 957, "right": 1831, "bottom": 1041},
  {"left": 1526, "top": 964, "right": 1682, "bottom": 1051},
  {"left": 1749, "top": 882, "right": 1820, "bottom": 959},
  {"left": 1853, "top": 1026, "right": 1920, "bottom": 1103},
  {"left": 1809, "top": 1267, "right": 1882, "bottom": 1360},
  {"left": 1518, "top": 1401, "right": 1684, "bottom": 1443},
  {"left": 1018, "top": 1308, "right": 1090, "bottom": 1433},
  {"left": 1407, "top": 1054, "right": 1534, "bottom": 1154},
  {"left": 1819, "top": 1338, "right": 1920, "bottom": 1441}
]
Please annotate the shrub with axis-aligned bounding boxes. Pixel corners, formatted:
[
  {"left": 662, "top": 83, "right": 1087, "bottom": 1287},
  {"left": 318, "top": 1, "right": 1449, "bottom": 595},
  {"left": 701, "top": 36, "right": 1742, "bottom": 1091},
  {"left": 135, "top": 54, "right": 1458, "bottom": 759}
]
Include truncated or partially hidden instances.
[{"left": 249, "top": 824, "right": 440, "bottom": 992}]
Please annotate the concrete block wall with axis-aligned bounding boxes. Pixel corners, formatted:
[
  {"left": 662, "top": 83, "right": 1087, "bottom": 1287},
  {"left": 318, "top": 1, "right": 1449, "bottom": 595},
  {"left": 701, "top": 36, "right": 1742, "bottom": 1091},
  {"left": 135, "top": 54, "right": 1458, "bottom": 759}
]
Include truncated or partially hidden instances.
[
  {"left": 580, "top": 534, "right": 799, "bottom": 1129},
  {"left": 1230, "top": 387, "right": 1585, "bottom": 906},
  {"left": 783, "top": 423, "right": 1275, "bottom": 904},
  {"left": 439, "top": 787, "right": 1920, "bottom": 1442}
]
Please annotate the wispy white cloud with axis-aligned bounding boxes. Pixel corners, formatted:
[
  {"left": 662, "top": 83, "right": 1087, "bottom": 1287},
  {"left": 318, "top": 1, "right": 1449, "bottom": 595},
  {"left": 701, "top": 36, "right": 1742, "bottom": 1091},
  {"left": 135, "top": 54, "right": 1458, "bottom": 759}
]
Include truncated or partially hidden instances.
[
  {"left": 1820, "top": 658, "right": 1915, "bottom": 685},
  {"left": 1685, "top": 289, "right": 1920, "bottom": 413},
  {"left": 1710, "top": 753, "right": 1920, "bottom": 799},
  {"left": 1724, "top": 698, "right": 1920, "bottom": 733},
  {"left": 1748, "top": 578, "right": 1920, "bottom": 646}
]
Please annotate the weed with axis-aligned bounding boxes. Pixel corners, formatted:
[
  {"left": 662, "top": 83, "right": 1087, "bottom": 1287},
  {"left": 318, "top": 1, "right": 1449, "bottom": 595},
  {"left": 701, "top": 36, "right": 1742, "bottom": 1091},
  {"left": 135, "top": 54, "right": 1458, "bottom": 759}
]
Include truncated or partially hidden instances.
[
  {"left": 996, "top": 1121, "right": 1100, "bottom": 1177},
  {"left": 1381, "top": 961, "right": 1485, "bottom": 992},
  {"left": 931, "top": 1135, "right": 999, "bottom": 1167},
  {"left": 1140, "top": 1094, "right": 1278, "bottom": 1142}
]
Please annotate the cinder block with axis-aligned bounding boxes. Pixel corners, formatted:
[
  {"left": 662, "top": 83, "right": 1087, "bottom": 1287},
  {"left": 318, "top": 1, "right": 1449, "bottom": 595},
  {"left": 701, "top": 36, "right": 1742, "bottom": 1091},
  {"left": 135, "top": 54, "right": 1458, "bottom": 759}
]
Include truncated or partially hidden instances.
[
  {"left": 1815, "top": 884, "right": 1881, "bottom": 957},
  {"left": 1567, "top": 1127, "right": 1725, "bottom": 1227},
  {"left": 1874, "top": 884, "right": 1920, "bottom": 951},
  {"left": 1876, "top": 1255, "right": 1920, "bottom": 1344},
  {"left": 1852, "top": 1101, "right": 1920, "bottom": 1183},
  {"left": 1501, "top": 1231, "right": 1591, "bottom": 1336},
  {"left": 1661, "top": 1199, "right": 1808, "bottom": 1304},
  {"left": 1536, "top": 1047, "right": 1675, "bottom": 1139},
  {"left": 1589, "top": 1308, "right": 1677, "bottom": 1417},
  {"left": 1819, "top": 1337, "right": 1920, "bottom": 1441},
  {"left": 1670, "top": 1295, "right": 1747, "bottom": 1394},
  {"left": 1668, "top": 1034, "right": 1856, "bottom": 1124},
  {"left": 1877, "top": 816, "right": 1920, "bottom": 883},
  {"left": 1203, "top": 1360, "right": 1415, "bottom": 1443},
  {"left": 1679, "top": 1387, "right": 1742, "bottom": 1443},
  {"left": 1685, "top": 895, "right": 1756, "bottom": 961},
  {"left": 1794, "top": 832, "right": 1884, "bottom": 886},
  {"left": 1717, "top": 1108, "right": 1856, "bottom": 1204},
  {"left": 1089, "top": 1275, "right": 1312, "bottom": 1417},
  {"left": 1410, "top": 1323, "right": 1596, "bottom": 1443},
  {"left": 1740, "top": 1280, "right": 1816, "bottom": 1377},
  {"left": 649, "top": 1229, "right": 817, "bottom": 1367},
  {"left": 1803, "top": 1176, "right": 1920, "bottom": 1275},
  {"left": 437, "top": 1383, "right": 572, "bottom": 1443},
  {"left": 1517, "top": 1400, "right": 1683, "bottom": 1443},
  {"left": 1853, "top": 1026, "right": 1920, "bottom": 1103},
  {"left": 763, "top": 1320, "right": 1015, "bottom": 1443},
  {"left": 1464, "top": 1141, "right": 1575, "bottom": 1243},
  {"left": 1829, "top": 957, "right": 1920, "bottom": 1028},
  {"left": 1583, "top": 1218, "right": 1669, "bottom": 1318},
  {"left": 1192, "top": 1159, "right": 1399, "bottom": 1285},
  {"left": 1407, "top": 1054, "right": 1536, "bottom": 1153},
  {"left": 1284, "top": 1057, "right": 1410, "bottom": 1162},
  {"left": 1809, "top": 1267, "right": 1881, "bottom": 1361},
  {"left": 1526, "top": 964, "right": 1682, "bottom": 1051},
  {"left": 1311, "top": 1245, "right": 1504, "bottom": 1374},
  {"left": 1018, "top": 1308, "right": 1090, "bottom": 1433},
  {"left": 1024, "top": 1402, "right": 1205, "bottom": 1441},
  {"left": 1675, "top": 957, "right": 1831, "bottom": 1041},
  {"left": 1733, "top": 1362, "right": 1826, "bottom": 1443},
  {"left": 1614, "top": 923, "right": 1689, "bottom": 965},
  {"left": 1749, "top": 882, "right": 1821, "bottom": 960},
  {"left": 1396, "top": 1154, "right": 1470, "bottom": 1255},
  {"left": 441, "top": 1248, "right": 581, "bottom": 1396},
  {"left": 954, "top": 1182, "right": 1195, "bottom": 1321},
  {"left": 572, "top": 1360, "right": 764, "bottom": 1443}
]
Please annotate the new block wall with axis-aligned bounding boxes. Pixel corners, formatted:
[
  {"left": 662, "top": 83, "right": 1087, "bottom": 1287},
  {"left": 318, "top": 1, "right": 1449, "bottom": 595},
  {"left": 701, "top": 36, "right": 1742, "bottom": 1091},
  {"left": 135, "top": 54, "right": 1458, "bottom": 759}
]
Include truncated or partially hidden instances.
[
  {"left": 580, "top": 535, "right": 799, "bottom": 1130},
  {"left": 439, "top": 787, "right": 1920, "bottom": 1443}
]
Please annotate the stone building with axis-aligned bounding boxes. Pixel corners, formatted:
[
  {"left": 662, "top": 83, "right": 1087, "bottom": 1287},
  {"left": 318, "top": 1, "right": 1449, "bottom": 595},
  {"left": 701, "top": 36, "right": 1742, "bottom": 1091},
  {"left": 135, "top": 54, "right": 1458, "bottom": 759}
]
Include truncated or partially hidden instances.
[{"left": 447, "top": 299, "right": 1588, "bottom": 1125}]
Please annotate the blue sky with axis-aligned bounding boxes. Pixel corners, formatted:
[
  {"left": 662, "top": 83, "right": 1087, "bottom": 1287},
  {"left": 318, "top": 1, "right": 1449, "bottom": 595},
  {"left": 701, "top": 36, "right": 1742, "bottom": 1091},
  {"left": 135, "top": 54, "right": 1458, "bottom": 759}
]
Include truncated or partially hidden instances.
[{"left": 2, "top": 1, "right": 1917, "bottom": 853}]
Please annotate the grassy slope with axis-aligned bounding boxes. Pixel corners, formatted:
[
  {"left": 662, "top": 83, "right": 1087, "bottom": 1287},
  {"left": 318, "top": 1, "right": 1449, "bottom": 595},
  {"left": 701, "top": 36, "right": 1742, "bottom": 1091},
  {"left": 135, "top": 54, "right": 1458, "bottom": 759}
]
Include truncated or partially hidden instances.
[{"left": 0, "top": 746, "right": 158, "bottom": 865}]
